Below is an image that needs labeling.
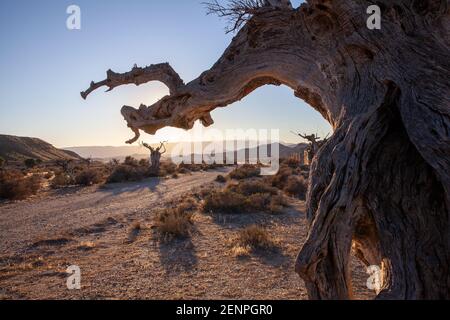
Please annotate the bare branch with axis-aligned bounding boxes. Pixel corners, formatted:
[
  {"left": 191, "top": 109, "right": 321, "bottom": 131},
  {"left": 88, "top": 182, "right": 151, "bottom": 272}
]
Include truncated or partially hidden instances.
[
  {"left": 81, "top": 63, "right": 184, "bottom": 99},
  {"left": 203, "top": 0, "right": 267, "bottom": 33}
]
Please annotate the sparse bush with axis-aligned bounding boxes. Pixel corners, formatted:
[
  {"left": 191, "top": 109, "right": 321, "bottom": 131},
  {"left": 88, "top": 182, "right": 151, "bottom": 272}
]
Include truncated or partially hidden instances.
[
  {"left": 203, "top": 189, "right": 247, "bottom": 213},
  {"left": 171, "top": 173, "right": 179, "bottom": 179},
  {"left": 202, "top": 181, "right": 287, "bottom": 214},
  {"left": 51, "top": 172, "right": 74, "bottom": 188},
  {"left": 177, "top": 167, "right": 189, "bottom": 174},
  {"left": 138, "top": 158, "right": 149, "bottom": 167},
  {"left": 106, "top": 165, "right": 147, "bottom": 183},
  {"left": 124, "top": 156, "right": 139, "bottom": 167},
  {"left": 0, "top": 170, "right": 42, "bottom": 200},
  {"left": 155, "top": 205, "right": 194, "bottom": 240},
  {"left": 75, "top": 169, "right": 104, "bottom": 186},
  {"left": 161, "top": 161, "right": 177, "bottom": 175},
  {"left": 235, "top": 225, "right": 276, "bottom": 250},
  {"left": 282, "top": 157, "right": 301, "bottom": 168},
  {"left": 284, "top": 175, "right": 308, "bottom": 199},
  {"left": 229, "top": 180, "right": 277, "bottom": 196},
  {"left": 216, "top": 175, "right": 227, "bottom": 183},
  {"left": 270, "top": 166, "right": 293, "bottom": 190},
  {"left": 228, "top": 164, "right": 260, "bottom": 180},
  {"left": 24, "top": 158, "right": 37, "bottom": 168}
]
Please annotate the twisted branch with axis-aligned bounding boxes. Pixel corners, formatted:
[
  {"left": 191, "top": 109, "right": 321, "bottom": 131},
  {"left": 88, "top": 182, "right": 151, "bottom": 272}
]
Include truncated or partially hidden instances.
[{"left": 81, "top": 63, "right": 184, "bottom": 99}]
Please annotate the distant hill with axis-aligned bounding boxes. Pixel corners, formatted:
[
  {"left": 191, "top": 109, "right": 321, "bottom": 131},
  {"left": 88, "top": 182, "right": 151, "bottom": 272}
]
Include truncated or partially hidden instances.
[
  {"left": 65, "top": 142, "right": 308, "bottom": 161},
  {"left": 0, "top": 135, "right": 83, "bottom": 162}
]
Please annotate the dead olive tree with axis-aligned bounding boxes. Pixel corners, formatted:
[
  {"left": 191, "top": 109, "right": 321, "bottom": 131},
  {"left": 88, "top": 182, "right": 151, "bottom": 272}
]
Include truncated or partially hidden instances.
[
  {"left": 295, "top": 132, "right": 329, "bottom": 164},
  {"left": 142, "top": 142, "right": 167, "bottom": 176},
  {"left": 82, "top": 0, "right": 450, "bottom": 299}
]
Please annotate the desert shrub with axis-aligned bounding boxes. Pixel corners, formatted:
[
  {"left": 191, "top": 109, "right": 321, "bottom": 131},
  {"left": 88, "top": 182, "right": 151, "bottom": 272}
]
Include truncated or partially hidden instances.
[
  {"left": 202, "top": 182, "right": 286, "bottom": 214},
  {"left": 160, "top": 161, "right": 177, "bottom": 175},
  {"left": 106, "top": 165, "right": 147, "bottom": 183},
  {"left": 124, "top": 156, "right": 139, "bottom": 167},
  {"left": 24, "top": 158, "right": 38, "bottom": 168},
  {"left": 138, "top": 159, "right": 149, "bottom": 167},
  {"left": 177, "top": 167, "right": 189, "bottom": 174},
  {"left": 171, "top": 173, "right": 179, "bottom": 179},
  {"left": 51, "top": 172, "right": 74, "bottom": 188},
  {"left": 229, "top": 180, "right": 278, "bottom": 196},
  {"left": 203, "top": 189, "right": 247, "bottom": 213},
  {"left": 235, "top": 225, "right": 276, "bottom": 250},
  {"left": 228, "top": 164, "right": 260, "bottom": 180},
  {"left": 216, "top": 175, "right": 227, "bottom": 183},
  {"left": 270, "top": 166, "right": 294, "bottom": 190},
  {"left": 282, "top": 157, "right": 301, "bottom": 168},
  {"left": 155, "top": 205, "right": 194, "bottom": 239},
  {"left": 284, "top": 175, "right": 308, "bottom": 199},
  {"left": 0, "top": 170, "right": 42, "bottom": 200},
  {"left": 75, "top": 169, "right": 104, "bottom": 186}
]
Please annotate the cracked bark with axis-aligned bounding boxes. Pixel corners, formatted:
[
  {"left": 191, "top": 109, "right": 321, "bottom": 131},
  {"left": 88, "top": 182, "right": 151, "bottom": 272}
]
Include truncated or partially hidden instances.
[{"left": 82, "top": 0, "right": 450, "bottom": 299}]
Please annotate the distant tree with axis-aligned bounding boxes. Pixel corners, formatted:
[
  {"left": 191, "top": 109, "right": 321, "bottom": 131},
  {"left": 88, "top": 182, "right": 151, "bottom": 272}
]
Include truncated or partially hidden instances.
[
  {"left": 0, "top": 156, "right": 4, "bottom": 168},
  {"left": 142, "top": 141, "right": 167, "bottom": 175}
]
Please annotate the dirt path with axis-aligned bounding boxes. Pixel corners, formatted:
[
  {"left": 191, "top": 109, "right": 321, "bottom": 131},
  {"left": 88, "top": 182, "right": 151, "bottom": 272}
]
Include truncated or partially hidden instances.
[{"left": 0, "top": 169, "right": 374, "bottom": 300}]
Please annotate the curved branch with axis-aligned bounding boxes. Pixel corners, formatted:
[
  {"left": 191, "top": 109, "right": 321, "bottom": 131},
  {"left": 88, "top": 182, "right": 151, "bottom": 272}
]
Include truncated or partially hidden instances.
[{"left": 81, "top": 63, "right": 184, "bottom": 99}]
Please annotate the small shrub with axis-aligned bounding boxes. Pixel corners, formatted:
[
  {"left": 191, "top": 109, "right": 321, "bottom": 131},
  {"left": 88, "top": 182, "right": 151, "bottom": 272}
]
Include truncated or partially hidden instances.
[
  {"left": 216, "top": 175, "right": 227, "bottom": 183},
  {"left": 161, "top": 161, "right": 177, "bottom": 175},
  {"left": 24, "top": 158, "right": 37, "bottom": 168},
  {"left": 124, "top": 156, "right": 139, "bottom": 167},
  {"left": 229, "top": 180, "right": 278, "bottom": 196},
  {"left": 0, "top": 156, "right": 5, "bottom": 168},
  {"left": 228, "top": 164, "right": 260, "bottom": 180},
  {"left": 171, "top": 173, "right": 179, "bottom": 179},
  {"left": 284, "top": 175, "right": 308, "bottom": 199},
  {"left": 203, "top": 190, "right": 247, "bottom": 213},
  {"left": 138, "top": 159, "right": 149, "bottom": 167},
  {"left": 155, "top": 206, "right": 193, "bottom": 240},
  {"left": 235, "top": 225, "right": 276, "bottom": 250},
  {"left": 75, "top": 169, "right": 104, "bottom": 186},
  {"left": 107, "top": 165, "right": 147, "bottom": 183},
  {"left": 51, "top": 172, "right": 74, "bottom": 188},
  {"left": 282, "top": 157, "right": 301, "bottom": 168},
  {"left": 0, "top": 170, "right": 42, "bottom": 200},
  {"left": 177, "top": 167, "right": 189, "bottom": 174},
  {"left": 270, "top": 166, "right": 294, "bottom": 190}
]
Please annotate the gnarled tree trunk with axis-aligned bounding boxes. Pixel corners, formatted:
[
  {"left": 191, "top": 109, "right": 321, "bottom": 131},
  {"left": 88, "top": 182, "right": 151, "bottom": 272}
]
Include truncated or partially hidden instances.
[{"left": 82, "top": 0, "right": 450, "bottom": 299}]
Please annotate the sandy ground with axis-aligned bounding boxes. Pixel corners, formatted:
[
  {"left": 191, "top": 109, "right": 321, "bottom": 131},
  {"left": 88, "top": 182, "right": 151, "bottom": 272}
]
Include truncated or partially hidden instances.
[{"left": 0, "top": 168, "right": 374, "bottom": 300}]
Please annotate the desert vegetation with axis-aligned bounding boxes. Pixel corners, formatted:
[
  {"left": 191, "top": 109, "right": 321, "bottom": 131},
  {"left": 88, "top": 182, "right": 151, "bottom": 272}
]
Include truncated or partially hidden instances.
[
  {"left": 0, "top": 169, "right": 42, "bottom": 200},
  {"left": 0, "top": 154, "right": 232, "bottom": 201}
]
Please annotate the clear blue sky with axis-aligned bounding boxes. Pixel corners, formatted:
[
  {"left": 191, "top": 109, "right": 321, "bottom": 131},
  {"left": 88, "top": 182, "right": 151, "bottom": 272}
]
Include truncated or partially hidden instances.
[{"left": 0, "top": 0, "right": 331, "bottom": 147}]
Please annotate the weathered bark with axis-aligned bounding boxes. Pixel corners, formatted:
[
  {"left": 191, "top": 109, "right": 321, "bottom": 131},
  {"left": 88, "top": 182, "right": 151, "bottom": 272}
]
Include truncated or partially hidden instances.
[{"left": 82, "top": 0, "right": 450, "bottom": 299}]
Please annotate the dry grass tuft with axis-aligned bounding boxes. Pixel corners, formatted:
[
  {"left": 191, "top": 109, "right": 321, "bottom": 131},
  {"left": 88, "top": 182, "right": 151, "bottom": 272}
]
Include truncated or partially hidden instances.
[
  {"left": 232, "top": 225, "right": 277, "bottom": 254},
  {"left": 154, "top": 200, "right": 196, "bottom": 240}
]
